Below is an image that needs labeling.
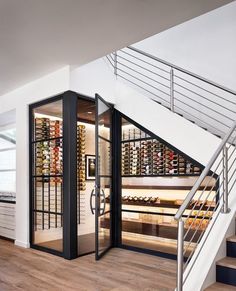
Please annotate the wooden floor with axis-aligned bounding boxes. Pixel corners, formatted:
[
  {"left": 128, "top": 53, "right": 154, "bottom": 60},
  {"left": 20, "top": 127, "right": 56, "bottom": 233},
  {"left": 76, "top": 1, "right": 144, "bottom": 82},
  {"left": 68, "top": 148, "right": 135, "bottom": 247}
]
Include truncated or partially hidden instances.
[{"left": 0, "top": 239, "right": 176, "bottom": 291}]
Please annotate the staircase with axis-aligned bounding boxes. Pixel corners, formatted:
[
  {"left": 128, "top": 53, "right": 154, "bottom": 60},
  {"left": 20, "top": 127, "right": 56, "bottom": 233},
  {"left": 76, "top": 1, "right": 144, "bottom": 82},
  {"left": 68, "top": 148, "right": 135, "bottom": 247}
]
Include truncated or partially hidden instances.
[
  {"left": 206, "top": 221, "right": 236, "bottom": 290},
  {"left": 106, "top": 46, "right": 236, "bottom": 140},
  {"left": 105, "top": 47, "right": 236, "bottom": 290}
]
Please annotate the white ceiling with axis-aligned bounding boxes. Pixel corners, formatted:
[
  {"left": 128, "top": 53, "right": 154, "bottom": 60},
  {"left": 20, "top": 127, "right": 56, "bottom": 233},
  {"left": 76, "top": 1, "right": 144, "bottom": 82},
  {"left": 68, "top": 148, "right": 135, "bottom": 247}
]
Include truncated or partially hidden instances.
[{"left": 0, "top": 0, "right": 232, "bottom": 96}]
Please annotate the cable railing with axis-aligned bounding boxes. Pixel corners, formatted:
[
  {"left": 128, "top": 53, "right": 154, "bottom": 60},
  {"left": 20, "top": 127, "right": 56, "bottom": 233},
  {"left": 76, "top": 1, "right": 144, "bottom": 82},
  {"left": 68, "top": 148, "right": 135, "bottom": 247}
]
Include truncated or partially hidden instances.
[
  {"left": 174, "top": 121, "right": 236, "bottom": 291},
  {"left": 106, "top": 46, "right": 236, "bottom": 139}
]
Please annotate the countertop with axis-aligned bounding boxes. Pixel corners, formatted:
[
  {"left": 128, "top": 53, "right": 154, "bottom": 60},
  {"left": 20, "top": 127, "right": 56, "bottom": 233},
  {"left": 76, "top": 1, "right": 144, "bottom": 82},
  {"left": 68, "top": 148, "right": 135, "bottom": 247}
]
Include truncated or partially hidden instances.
[{"left": 0, "top": 192, "right": 16, "bottom": 204}]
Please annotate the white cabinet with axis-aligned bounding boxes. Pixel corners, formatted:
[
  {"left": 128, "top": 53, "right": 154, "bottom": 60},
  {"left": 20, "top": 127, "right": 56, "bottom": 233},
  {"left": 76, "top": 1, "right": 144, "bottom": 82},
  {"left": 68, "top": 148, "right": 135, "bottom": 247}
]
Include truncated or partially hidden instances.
[{"left": 0, "top": 202, "right": 15, "bottom": 240}]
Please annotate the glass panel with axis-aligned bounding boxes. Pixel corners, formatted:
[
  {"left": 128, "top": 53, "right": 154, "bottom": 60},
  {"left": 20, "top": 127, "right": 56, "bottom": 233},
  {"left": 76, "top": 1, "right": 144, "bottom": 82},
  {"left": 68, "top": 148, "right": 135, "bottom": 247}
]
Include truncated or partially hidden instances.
[
  {"left": 33, "top": 100, "right": 63, "bottom": 142},
  {"left": 0, "top": 128, "right": 16, "bottom": 150},
  {"left": 32, "top": 98, "right": 63, "bottom": 253},
  {"left": 98, "top": 138, "right": 111, "bottom": 176},
  {"left": 100, "top": 177, "right": 111, "bottom": 213},
  {"left": 77, "top": 98, "right": 96, "bottom": 256},
  {"left": 0, "top": 171, "right": 16, "bottom": 192},
  {"left": 121, "top": 116, "right": 202, "bottom": 177},
  {"left": 33, "top": 211, "right": 63, "bottom": 252},
  {"left": 33, "top": 139, "right": 63, "bottom": 177},
  {"left": 0, "top": 127, "right": 16, "bottom": 193},
  {"left": 0, "top": 128, "right": 16, "bottom": 140},
  {"left": 95, "top": 95, "right": 113, "bottom": 259},
  {"left": 98, "top": 98, "right": 111, "bottom": 140},
  {"left": 0, "top": 149, "right": 15, "bottom": 170},
  {"left": 121, "top": 117, "right": 150, "bottom": 141},
  {"left": 121, "top": 211, "right": 203, "bottom": 256},
  {"left": 98, "top": 211, "right": 111, "bottom": 255}
]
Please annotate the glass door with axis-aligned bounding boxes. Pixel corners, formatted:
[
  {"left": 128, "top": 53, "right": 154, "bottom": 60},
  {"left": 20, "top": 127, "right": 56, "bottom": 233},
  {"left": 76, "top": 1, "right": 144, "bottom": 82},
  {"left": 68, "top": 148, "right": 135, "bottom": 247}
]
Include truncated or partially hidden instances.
[{"left": 95, "top": 94, "right": 113, "bottom": 260}]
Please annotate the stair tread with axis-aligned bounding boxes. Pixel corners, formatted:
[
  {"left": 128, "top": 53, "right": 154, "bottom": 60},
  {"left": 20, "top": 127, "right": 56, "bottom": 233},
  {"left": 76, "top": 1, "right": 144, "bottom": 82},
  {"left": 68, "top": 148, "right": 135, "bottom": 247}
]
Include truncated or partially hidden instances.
[
  {"left": 217, "top": 257, "right": 236, "bottom": 269},
  {"left": 227, "top": 236, "right": 236, "bottom": 243},
  {"left": 205, "top": 282, "right": 236, "bottom": 290}
]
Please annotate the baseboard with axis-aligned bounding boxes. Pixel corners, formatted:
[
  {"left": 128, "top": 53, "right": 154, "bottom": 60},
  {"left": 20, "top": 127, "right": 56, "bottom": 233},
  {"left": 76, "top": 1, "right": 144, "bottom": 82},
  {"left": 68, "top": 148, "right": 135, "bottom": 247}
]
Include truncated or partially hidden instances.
[{"left": 15, "top": 240, "right": 30, "bottom": 248}]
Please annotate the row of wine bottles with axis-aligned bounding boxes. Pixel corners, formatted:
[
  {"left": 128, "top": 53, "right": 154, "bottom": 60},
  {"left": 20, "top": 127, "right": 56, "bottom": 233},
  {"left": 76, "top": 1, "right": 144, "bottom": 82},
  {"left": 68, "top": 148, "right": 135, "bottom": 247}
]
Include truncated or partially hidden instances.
[
  {"left": 122, "top": 139, "right": 201, "bottom": 176},
  {"left": 35, "top": 118, "right": 62, "bottom": 140},
  {"left": 77, "top": 124, "right": 86, "bottom": 191},
  {"left": 34, "top": 118, "right": 63, "bottom": 182},
  {"left": 122, "top": 127, "right": 149, "bottom": 141}
]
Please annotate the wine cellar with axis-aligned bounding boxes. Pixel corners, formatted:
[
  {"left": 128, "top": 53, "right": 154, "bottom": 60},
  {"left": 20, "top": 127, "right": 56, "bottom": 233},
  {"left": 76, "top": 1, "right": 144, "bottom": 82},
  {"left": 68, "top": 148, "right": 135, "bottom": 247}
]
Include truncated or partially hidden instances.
[
  {"left": 117, "top": 116, "right": 217, "bottom": 257},
  {"left": 122, "top": 133, "right": 201, "bottom": 177},
  {"left": 29, "top": 91, "right": 218, "bottom": 261}
]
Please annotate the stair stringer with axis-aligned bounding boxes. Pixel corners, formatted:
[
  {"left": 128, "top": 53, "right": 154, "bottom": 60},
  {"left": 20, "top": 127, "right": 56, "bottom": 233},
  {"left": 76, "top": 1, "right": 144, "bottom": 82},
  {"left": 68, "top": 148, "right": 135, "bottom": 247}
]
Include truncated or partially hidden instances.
[{"left": 115, "top": 81, "right": 221, "bottom": 166}]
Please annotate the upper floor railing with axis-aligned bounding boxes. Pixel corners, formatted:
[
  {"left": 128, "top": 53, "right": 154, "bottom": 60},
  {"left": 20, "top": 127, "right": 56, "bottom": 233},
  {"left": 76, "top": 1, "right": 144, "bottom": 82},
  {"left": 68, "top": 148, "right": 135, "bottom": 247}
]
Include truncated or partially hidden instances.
[{"left": 106, "top": 46, "right": 236, "bottom": 139}]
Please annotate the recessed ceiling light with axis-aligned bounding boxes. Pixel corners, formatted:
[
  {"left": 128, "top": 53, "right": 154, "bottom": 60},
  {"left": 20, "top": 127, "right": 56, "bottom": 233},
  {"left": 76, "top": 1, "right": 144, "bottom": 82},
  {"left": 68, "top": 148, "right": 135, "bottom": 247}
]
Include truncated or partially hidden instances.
[{"left": 87, "top": 111, "right": 92, "bottom": 114}]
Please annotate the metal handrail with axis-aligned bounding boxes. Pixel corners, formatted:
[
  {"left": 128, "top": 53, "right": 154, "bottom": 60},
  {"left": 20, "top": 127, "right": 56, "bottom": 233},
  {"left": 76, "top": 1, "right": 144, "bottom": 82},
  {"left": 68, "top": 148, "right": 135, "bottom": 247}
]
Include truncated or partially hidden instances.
[
  {"left": 106, "top": 47, "right": 236, "bottom": 139},
  {"left": 174, "top": 121, "right": 236, "bottom": 291},
  {"left": 106, "top": 46, "right": 236, "bottom": 291},
  {"left": 128, "top": 46, "right": 236, "bottom": 97},
  {"left": 174, "top": 121, "right": 236, "bottom": 221}
]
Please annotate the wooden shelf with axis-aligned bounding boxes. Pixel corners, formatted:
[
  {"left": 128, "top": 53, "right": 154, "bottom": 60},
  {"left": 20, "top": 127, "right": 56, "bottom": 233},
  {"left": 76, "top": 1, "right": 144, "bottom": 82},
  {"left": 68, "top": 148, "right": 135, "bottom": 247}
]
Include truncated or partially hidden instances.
[
  {"left": 120, "top": 184, "right": 216, "bottom": 191},
  {"left": 105, "top": 184, "right": 217, "bottom": 191},
  {"left": 106, "top": 198, "right": 215, "bottom": 212},
  {"left": 101, "top": 219, "right": 203, "bottom": 243},
  {"left": 122, "top": 174, "right": 201, "bottom": 178}
]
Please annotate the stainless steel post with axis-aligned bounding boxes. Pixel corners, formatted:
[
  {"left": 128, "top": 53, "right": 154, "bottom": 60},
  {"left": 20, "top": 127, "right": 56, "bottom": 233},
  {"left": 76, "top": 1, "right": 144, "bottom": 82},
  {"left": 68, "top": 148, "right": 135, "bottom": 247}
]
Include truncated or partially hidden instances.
[
  {"left": 170, "top": 68, "right": 174, "bottom": 112},
  {"left": 114, "top": 51, "right": 117, "bottom": 77},
  {"left": 177, "top": 219, "right": 184, "bottom": 291},
  {"left": 222, "top": 145, "right": 230, "bottom": 213}
]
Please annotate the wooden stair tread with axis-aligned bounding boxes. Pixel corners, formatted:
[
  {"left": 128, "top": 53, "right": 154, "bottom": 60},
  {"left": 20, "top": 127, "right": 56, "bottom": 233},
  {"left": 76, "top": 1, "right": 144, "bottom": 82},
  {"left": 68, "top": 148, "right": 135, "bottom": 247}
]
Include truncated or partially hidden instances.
[
  {"left": 227, "top": 236, "right": 236, "bottom": 243},
  {"left": 205, "top": 282, "right": 236, "bottom": 290},
  {"left": 217, "top": 257, "right": 236, "bottom": 269}
]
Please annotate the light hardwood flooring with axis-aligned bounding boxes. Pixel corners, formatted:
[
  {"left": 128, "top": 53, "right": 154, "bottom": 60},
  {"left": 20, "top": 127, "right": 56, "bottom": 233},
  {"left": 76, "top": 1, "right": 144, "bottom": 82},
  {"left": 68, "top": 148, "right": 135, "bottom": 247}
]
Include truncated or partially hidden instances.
[{"left": 0, "top": 239, "right": 176, "bottom": 291}]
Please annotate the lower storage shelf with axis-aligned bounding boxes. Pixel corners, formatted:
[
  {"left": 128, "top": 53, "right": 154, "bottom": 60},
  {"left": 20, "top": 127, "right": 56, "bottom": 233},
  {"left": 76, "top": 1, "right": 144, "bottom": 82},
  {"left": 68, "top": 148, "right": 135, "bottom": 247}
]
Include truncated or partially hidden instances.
[{"left": 101, "top": 218, "right": 203, "bottom": 243}]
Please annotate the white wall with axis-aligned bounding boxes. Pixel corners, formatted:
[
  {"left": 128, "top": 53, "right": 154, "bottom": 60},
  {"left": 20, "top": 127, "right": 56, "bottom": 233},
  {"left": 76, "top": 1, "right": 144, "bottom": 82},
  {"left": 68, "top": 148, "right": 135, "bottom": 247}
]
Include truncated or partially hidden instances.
[
  {"left": 70, "top": 59, "right": 116, "bottom": 104},
  {"left": 115, "top": 80, "right": 221, "bottom": 166},
  {"left": 70, "top": 57, "right": 222, "bottom": 166},
  {"left": 114, "top": 1, "right": 236, "bottom": 138},
  {"left": 133, "top": 1, "right": 236, "bottom": 92},
  {"left": 115, "top": 46, "right": 236, "bottom": 138},
  {"left": 0, "top": 66, "right": 70, "bottom": 248}
]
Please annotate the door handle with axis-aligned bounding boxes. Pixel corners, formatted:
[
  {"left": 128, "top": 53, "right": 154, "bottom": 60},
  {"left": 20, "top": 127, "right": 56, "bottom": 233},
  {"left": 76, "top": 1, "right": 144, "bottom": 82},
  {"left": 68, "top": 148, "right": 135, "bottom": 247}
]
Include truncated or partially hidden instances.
[
  {"left": 90, "top": 188, "right": 96, "bottom": 215},
  {"left": 99, "top": 189, "right": 106, "bottom": 215}
]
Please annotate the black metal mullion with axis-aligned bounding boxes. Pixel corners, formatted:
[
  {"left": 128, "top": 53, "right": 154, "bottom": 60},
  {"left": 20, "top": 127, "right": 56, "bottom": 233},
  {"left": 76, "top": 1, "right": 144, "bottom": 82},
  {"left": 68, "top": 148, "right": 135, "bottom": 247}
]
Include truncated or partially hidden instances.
[
  {"left": 33, "top": 174, "right": 63, "bottom": 178},
  {"left": 95, "top": 93, "right": 114, "bottom": 260},
  {"left": 61, "top": 182, "right": 63, "bottom": 227},
  {"left": 42, "top": 180, "right": 44, "bottom": 230},
  {"left": 112, "top": 110, "right": 121, "bottom": 247},
  {"left": 98, "top": 135, "right": 111, "bottom": 143},
  {"left": 32, "top": 136, "right": 63, "bottom": 144},
  {"left": 48, "top": 180, "right": 51, "bottom": 229},
  {"left": 32, "top": 209, "right": 63, "bottom": 215},
  {"left": 63, "top": 91, "right": 78, "bottom": 260},
  {"left": 55, "top": 182, "right": 57, "bottom": 228}
]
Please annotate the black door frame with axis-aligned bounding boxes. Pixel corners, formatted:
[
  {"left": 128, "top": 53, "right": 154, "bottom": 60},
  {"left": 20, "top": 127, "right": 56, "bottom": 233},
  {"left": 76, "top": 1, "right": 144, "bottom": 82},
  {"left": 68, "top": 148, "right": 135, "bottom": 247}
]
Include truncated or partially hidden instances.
[
  {"left": 29, "top": 90, "right": 217, "bottom": 261},
  {"left": 95, "top": 93, "right": 114, "bottom": 260},
  {"left": 29, "top": 91, "right": 97, "bottom": 259}
]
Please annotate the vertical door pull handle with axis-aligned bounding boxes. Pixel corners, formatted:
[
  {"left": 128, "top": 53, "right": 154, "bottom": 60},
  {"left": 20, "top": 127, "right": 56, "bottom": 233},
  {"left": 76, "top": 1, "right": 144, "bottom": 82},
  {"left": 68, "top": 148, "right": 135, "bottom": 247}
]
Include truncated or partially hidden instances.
[{"left": 90, "top": 188, "right": 96, "bottom": 214}]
